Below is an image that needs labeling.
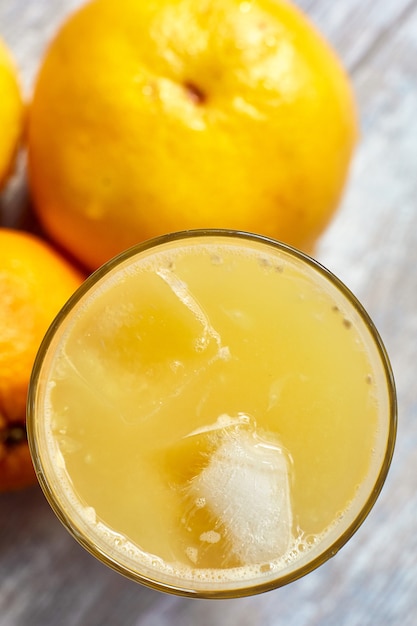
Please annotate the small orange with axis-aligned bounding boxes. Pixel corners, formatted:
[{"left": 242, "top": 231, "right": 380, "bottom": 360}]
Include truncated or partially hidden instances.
[
  {"left": 0, "top": 229, "right": 84, "bottom": 491},
  {"left": 28, "top": 0, "right": 357, "bottom": 270},
  {"left": 0, "top": 37, "right": 24, "bottom": 190}
]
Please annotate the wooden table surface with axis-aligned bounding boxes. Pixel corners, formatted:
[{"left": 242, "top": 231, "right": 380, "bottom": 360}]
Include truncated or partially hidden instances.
[{"left": 1, "top": 1, "right": 416, "bottom": 624}]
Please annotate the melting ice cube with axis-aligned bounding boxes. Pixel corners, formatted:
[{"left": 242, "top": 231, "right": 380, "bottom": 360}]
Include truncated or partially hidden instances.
[{"left": 189, "top": 427, "right": 293, "bottom": 565}]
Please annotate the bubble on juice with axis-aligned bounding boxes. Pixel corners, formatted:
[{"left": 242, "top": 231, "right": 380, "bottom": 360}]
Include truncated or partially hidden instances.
[
  {"left": 218, "top": 346, "right": 231, "bottom": 361},
  {"left": 200, "top": 530, "right": 221, "bottom": 544},
  {"left": 183, "top": 417, "right": 294, "bottom": 566},
  {"left": 83, "top": 506, "right": 97, "bottom": 525},
  {"left": 194, "top": 336, "right": 210, "bottom": 352},
  {"left": 186, "top": 546, "right": 199, "bottom": 564},
  {"left": 170, "top": 359, "right": 184, "bottom": 373}
]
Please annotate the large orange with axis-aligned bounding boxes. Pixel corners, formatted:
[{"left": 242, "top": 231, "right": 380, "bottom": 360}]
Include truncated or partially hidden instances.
[
  {"left": 28, "top": 0, "right": 358, "bottom": 270},
  {"left": 0, "top": 229, "right": 84, "bottom": 491},
  {"left": 0, "top": 37, "right": 24, "bottom": 190}
]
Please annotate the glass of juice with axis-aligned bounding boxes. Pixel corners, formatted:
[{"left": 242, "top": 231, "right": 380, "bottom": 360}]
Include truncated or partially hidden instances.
[{"left": 27, "top": 230, "right": 396, "bottom": 598}]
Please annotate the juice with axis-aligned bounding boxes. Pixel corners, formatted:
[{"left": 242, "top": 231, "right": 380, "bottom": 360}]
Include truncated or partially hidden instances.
[{"left": 28, "top": 231, "right": 396, "bottom": 597}]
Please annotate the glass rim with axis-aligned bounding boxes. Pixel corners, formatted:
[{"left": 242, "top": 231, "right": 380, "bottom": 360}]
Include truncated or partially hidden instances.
[{"left": 27, "top": 228, "right": 397, "bottom": 599}]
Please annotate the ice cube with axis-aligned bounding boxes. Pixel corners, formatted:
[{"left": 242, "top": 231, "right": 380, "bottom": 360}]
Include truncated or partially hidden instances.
[
  {"left": 61, "top": 266, "right": 232, "bottom": 426},
  {"left": 156, "top": 267, "right": 224, "bottom": 353},
  {"left": 189, "top": 428, "right": 293, "bottom": 565}
]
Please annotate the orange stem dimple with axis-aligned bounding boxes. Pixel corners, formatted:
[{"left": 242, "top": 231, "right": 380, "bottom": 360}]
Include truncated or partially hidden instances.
[{"left": 184, "top": 81, "right": 206, "bottom": 105}]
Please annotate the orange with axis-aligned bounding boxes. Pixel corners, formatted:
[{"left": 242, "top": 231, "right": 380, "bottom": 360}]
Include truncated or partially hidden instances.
[
  {"left": 28, "top": 0, "right": 358, "bottom": 270},
  {"left": 0, "top": 36, "right": 24, "bottom": 190},
  {"left": 0, "top": 229, "right": 84, "bottom": 490}
]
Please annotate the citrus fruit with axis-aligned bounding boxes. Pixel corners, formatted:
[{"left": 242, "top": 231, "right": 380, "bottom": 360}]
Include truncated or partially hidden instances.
[
  {"left": 28, "top": 0, "right": 358, "bottom": 270},
  {"left": 0, "top": 37, "right": 24, "bottom": 190},
  {"left": 0, "top": 228, "right": 84, "bottom": 491}
]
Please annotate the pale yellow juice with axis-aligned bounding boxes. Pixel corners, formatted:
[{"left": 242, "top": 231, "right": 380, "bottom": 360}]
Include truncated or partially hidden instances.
[{"left": 28, "top": 231, "right": 395, "bottom": 596}]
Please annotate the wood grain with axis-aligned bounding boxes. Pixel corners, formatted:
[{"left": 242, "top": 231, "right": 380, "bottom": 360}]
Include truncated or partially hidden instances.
[{"left": 1, "top": 1, "right": 417, "bottom": 624}]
